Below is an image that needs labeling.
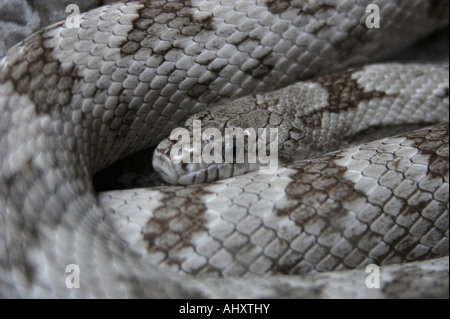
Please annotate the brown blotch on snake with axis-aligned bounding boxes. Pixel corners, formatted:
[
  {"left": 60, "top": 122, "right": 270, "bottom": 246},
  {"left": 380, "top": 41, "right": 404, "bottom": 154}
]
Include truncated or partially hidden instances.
[
  {"left": 0, "top": 26, "right": 81, "bottom": 115},
  {"left": 121, "top": 0, "right": 215, "bottom": 56},
  {"left": 142, "top": 186, "right": 216, "bottom": 274},
  {"left": 309, "top": 69, "right": 387, "bottom": 113},
  {"left": 278, "top": 124, "right": 449, "bottom": 271}
]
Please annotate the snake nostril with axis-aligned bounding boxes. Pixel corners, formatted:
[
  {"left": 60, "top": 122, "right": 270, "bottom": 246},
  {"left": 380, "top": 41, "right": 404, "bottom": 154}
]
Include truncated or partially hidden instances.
[{"left": 156, "top": 148, "right": 169, "bottom": 155}]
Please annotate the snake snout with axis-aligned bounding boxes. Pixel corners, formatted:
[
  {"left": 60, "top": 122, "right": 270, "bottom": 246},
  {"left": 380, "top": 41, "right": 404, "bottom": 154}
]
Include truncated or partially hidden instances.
[
  {"left": 152, "top": 139, "right": 181, "bottom": 184},
  {"left": 152, "top": 137, "right": 217, "bottom": 185}
]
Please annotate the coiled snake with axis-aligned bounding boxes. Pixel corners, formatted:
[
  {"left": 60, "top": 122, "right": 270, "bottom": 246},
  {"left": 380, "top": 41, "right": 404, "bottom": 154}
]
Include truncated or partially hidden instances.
[{"left": 0, "top": 0, "right": 449, "bottom": 298}]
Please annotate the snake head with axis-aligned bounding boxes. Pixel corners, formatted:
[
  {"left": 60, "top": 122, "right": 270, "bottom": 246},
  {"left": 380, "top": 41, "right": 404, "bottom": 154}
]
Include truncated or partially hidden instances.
[{"left": 152, "top": 101, "right": 280, "bottom": 185}]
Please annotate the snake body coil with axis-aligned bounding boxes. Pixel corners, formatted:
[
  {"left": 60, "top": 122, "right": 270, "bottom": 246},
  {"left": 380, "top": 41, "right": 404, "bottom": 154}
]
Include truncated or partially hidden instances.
[{"left": 0, "top": 0, "right": 449, "bottom": 298}]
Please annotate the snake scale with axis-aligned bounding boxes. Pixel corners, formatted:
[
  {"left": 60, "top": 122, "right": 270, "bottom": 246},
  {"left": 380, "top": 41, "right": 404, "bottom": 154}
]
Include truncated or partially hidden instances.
[{"left": 0, "top": 0, "right": 449, "bottom": 298}]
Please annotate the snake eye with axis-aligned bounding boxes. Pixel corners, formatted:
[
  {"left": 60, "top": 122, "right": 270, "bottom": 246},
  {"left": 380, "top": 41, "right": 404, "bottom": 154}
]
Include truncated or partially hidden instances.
[
  {"left": 181, "top": 162, "right": 190, "bottom": 171},
  {"left": 222, "top": 137, "right": 239, "bottom": 163}
]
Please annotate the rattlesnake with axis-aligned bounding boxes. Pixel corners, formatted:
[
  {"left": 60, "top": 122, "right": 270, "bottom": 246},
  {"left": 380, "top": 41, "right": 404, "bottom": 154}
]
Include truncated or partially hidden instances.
[{"left": 0, "top": 0, "right": 448, "bottom": 298}]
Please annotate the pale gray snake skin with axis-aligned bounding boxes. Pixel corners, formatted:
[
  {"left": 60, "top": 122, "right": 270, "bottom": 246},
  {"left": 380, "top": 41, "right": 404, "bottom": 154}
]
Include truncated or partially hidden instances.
[{"left": 0, "top": 0, "right": 449, "bottom": 298}]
